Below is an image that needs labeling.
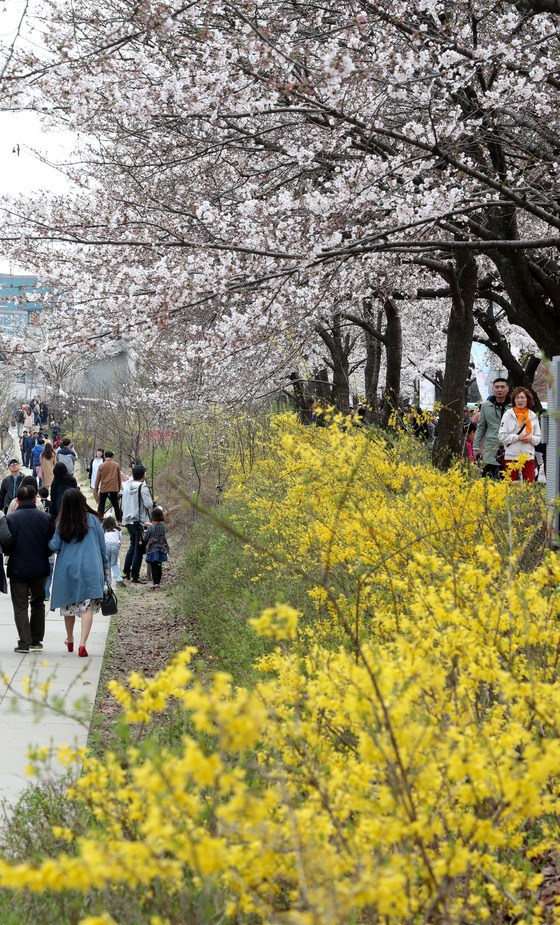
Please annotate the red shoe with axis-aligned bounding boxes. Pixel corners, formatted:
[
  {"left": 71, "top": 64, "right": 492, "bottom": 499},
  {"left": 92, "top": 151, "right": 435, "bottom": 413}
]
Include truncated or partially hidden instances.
[
  {"left": 78, "top": 645, "right": 88, "bottom": 658},
  {"left": 65, "top": 639, "right": 74, "bottom": 652}
]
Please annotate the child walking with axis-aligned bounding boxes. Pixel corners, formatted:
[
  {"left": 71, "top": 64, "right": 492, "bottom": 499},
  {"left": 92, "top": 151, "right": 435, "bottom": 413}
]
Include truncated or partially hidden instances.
[
  {"left": 103, "top": 516, "right": 125, "bottom": 587},
  {"left": 143, "top": 507, "right": 169, "bottom": 590}
]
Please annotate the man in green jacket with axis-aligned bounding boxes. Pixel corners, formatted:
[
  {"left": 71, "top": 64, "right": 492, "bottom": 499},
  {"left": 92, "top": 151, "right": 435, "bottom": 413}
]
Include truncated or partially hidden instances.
[{"left": 473, "top": 378, "right": 510, "bottom": 478}]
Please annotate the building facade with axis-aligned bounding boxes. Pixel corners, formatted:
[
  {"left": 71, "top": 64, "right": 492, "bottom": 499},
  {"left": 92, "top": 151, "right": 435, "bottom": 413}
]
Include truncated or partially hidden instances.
[
  {"left": 0, "top": 273, "right": 44, "bottom": 333},
  {"left": 0, "top": 273, "right": 129, "bottom": 400}
]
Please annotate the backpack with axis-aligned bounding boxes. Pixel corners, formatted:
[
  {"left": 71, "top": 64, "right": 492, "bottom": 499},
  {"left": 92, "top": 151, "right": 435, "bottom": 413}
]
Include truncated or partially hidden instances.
[{"left": 57, "top": 450, "right": 75, "bottom": 475}]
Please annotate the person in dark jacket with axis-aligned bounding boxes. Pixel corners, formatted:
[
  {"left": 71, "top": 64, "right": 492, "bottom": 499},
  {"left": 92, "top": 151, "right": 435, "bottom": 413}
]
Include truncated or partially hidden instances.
[
  {"left": 55, "top": 438, "right": 78, "bottom": 475},
  {"left": 31, "top": 439, "right": 45, "bottom": 482},
  {"left": 6, "top": 483, "right": 54, "bottom": 653},
  {"left": 22, "top": 432, "right": 36, "bottom": 468},
  {"left": 142, "top": 507, "right": 169, "bottom": 591},
  {"left": 0, "top": 511, "right": 12, "bottom": 595},
  {"left": 0, "top": 459, "right": 25, "bottom": 514},
  {"left": 473, "top": 378, "right": 511, "bottom": 478},
  {"left": 32, "top": 399, "right": 41, "bottom": 426},
  {"left": 49, "top": 463, "right": 78, "bottom": 519}
]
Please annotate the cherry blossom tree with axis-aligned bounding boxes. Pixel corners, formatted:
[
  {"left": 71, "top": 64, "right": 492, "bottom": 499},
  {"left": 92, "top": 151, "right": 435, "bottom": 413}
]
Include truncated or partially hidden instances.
[{"left": 0, "top": 0, "right": 558, "bottom": 462}]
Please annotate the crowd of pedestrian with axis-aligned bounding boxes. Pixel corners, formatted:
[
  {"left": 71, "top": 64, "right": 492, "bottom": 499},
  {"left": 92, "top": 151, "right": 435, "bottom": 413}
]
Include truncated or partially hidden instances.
[
  {"left": 399, "top": 379, "right": 545, "bottom": 482},
  {"left": 348, "top": 378, "right": 545, "bottom": 483},
  {"left": 0, "top": 413, "right": 168, "bottom": 656},
  {"left": 466, "top": 379, "right": 543, "bottom": 482}
]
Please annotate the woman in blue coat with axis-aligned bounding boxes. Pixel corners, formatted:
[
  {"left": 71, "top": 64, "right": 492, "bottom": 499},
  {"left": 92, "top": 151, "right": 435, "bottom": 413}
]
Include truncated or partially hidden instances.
[{"left": 49, "top": 489, "right": 109, "bottom": 657}]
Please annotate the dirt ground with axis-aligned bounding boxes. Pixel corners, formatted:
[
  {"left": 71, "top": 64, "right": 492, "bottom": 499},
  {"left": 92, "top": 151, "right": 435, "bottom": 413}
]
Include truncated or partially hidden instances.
[{"left": 92, "top": 530, "right": 199, "bottom": 732}]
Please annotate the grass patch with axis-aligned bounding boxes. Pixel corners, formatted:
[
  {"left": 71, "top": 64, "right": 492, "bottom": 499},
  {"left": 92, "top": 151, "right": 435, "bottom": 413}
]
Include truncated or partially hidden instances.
[
  {"left": 87, "top": 608, "right": 120, "bottom": 758},
  {"left": 178, "top": 511, "right": 310, "bottom": 686}
]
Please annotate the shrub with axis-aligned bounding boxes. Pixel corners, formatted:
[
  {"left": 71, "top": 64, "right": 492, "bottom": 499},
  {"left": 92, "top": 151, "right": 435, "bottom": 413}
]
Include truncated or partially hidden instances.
[{"left": 0, "top": 414, "right": 555, "bottom": 925}]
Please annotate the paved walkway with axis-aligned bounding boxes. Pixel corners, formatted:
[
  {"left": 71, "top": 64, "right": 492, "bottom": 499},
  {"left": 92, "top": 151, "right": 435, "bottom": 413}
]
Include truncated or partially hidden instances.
[
  {"left": 0, "top": 599, "right": 110, "bottom": 804},
  {"left": 0, "top": 431, "right": 111, "bottom": 806}
]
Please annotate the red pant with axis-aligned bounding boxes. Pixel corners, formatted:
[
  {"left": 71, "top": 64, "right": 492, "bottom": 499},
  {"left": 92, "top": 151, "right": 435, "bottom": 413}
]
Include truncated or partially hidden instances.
[{"left": 506, "top": 458, "right": 536, "bottom": 483}]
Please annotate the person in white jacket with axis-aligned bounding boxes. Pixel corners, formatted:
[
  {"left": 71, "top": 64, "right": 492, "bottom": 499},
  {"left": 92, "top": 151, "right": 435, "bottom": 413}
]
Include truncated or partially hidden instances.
[{"left": 498, "top": 386, "right": 541, "bottom": 483}]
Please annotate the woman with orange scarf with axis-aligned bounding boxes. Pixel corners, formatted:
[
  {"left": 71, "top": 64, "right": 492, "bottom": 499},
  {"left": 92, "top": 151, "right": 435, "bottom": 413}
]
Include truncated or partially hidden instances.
[{"left": 498, "top": 386, "right": 541, "bottom": 482}]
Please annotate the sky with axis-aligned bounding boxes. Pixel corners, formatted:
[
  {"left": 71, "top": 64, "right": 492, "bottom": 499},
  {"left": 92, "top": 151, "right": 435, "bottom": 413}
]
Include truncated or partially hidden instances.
[{"left": 0, "top": 1, "right": 76, "bottom": 273}]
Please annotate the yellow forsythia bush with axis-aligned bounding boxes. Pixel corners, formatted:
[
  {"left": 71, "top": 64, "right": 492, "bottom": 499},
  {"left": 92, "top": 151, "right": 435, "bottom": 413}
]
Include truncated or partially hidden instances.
[{"left": 1, "top": 413, "right": 559, "bottom": 925}]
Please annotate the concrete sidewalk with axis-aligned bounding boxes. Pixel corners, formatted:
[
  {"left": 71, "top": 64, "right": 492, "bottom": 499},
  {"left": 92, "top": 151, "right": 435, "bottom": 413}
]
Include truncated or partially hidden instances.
[
  {"left": 0, "top": 429, "right": 112, "bottom": 805},
  {"left": 0, "top": 595, "right": 111, "bottom": 804}
]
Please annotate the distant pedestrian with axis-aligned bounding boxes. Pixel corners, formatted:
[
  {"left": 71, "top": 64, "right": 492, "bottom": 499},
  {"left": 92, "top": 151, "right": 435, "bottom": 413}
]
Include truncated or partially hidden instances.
[
  {"left": 49, "top": 462, "right": 78, "bottom": 519},
  {"left": 23, "top": 405, "right": 34, "bottom": 430},
  {"left": 473, "top": 378, "right": 511, "bottom": 478},
  {"left": 16, "top": 407, "right": 25, "bottom": 437},
  {"left": 94, "top": 450, "right": 122, "bottom": 521},
  {"left": 87, "top": 448, "right": 104, "bottom": 491},
  {"left": 22, "top": 430, "right": 36, "bottom": 468},
  {"left": 6, "top": 483, "right": 54, "bottom": 653},
  {"left": 55, "top": 437, "right": 78, "bottom": 475},
  {"left": 0, "top": 511, "right": 12, "bottom": 597},
  {"left": 49, "top": 489, "right": 108, "bottom": 658},
  {"left": 143, "top": 507, "right": 169, "bottom": 591},
  {"left": 32, "top": 399, "right": 41, "bottom": 426},
  {"left": 39, "top": 441, "right": 56, "bottom": 488},
  {"left": 31, "top": 438, "right": 45, "bottom": 484},
  {"left": 0, "top": 459, "right": 25, "bottom": 514},
  {"left": 121, "top": 465, "right": 153, "bottom": 584},
  {"left": 103, "top": 516, "right": 124, "bottom": 586},
  {"left": 498, "top": 387, "right": 542, "bottom": 483},
  {"left": 6, "top": 475, "right": 45, "bottom": 513},
  {"left": 465, "top": 422, "right": 477, "bottom": 462},
  {"left": 38, "top": 486, "right": 53, "bottom": 516}
]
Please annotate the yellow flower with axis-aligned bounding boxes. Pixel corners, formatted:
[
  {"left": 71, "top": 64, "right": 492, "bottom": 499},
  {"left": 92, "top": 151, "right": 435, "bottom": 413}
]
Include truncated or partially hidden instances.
[{"left": 249, "top": 603, "right": 299, "bottom": 640}]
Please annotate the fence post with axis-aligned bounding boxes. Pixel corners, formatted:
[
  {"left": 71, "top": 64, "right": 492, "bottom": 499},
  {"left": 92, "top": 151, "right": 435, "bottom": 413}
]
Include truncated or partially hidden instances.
[{"left": 545, "top": 357, "right": 560, "bottom": 543}]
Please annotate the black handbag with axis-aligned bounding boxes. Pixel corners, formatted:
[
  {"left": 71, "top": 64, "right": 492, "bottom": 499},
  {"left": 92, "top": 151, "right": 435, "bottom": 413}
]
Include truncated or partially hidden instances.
[{"left": 101, "top": 579, "right": 118, "bottom": 616}]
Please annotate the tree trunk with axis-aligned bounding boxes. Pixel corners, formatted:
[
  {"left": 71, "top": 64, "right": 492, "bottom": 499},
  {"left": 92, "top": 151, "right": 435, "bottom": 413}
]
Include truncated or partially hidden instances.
[
  {"left": 316, "top": 314, "right": 352, "bottom": 414},
  {"left": 311, "top": 368, "right": 331, "bottom": 403},
  {"left": 381, "top": 299, "right": 402, "bottom": 429},
  {"left": 432, "top": 252, "right": 477, "bottom": 469},
  {"left": 332, "top": 350, "right": 351, "bottom": 414},
  {"left": 288, "top": 371, "right": 312, "bottom": 423},
  {"left": 364, "top": 309, "right": 383, "bottom": 409}
]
